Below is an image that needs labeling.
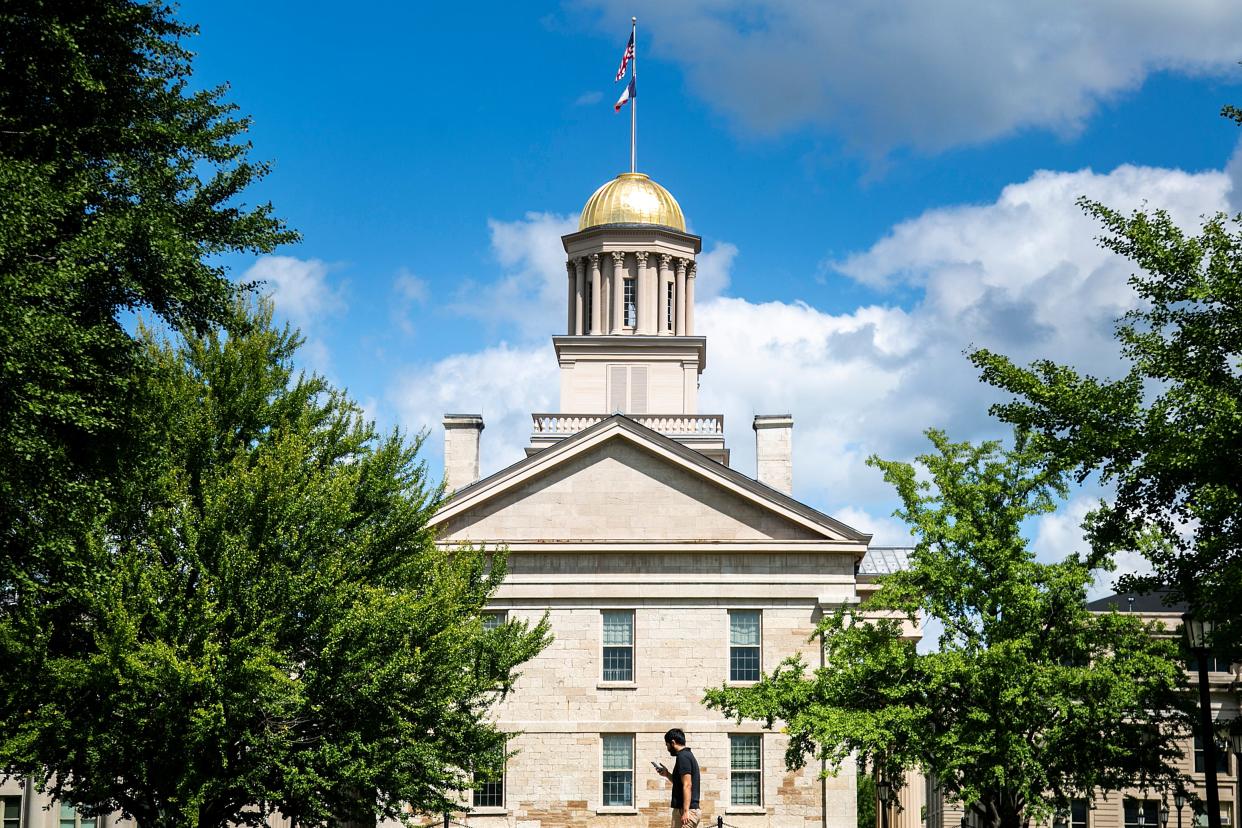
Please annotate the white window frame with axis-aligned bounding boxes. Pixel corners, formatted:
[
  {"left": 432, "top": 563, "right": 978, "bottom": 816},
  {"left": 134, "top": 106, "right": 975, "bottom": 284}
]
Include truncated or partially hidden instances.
[
  {"left": 624, "top": 278, "right": 637, "bottom": 328},
  {"left": 58, "top": 803, "right": 99, "bottom": 828},
  {"left": 482, "top": 610, "right": 507, "bottom": 630},
  {"left": 729, "top": 733, "right": 763, "bottom": 807},
  {"left": 1070, "top": 798, "right": 1089, "bottom": 828},
  {"left": 1, "top": 796, "right": 21, "bottom": 828},
  {"left": 728, "top": 609, "right": 762, "bottom": 683},
  {"left": 601, "top": 733, "right": 635, "bottom": 809},
  {"left": 472, "top": 737, "right": 506, "bottom": 811},
  {"left": 601, "top": 609, "right": 635, "bottom": 683}
]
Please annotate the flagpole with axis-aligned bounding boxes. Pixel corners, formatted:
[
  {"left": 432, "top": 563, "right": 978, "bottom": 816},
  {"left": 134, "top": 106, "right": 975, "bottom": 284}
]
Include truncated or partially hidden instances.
[{"left": 630, "top": 16, "right": 637, "bottom": 174}]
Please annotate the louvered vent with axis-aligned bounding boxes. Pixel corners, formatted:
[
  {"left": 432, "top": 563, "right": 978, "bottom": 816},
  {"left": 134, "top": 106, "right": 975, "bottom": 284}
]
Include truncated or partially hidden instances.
[
  {"left": 608, "top": 365, "right": 627, "bottom": 413},
  {"left": 630, "top": 366, "right": 648, "bottom": 414}
]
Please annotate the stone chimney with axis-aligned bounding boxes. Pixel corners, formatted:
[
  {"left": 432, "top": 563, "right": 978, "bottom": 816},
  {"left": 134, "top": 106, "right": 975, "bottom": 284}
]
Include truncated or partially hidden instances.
[
  {"left": 753, "top": 414, "right": 793, "bottom": 495},
  {"left": 442, "top": 414, "right": 484, "bottom": 491}
]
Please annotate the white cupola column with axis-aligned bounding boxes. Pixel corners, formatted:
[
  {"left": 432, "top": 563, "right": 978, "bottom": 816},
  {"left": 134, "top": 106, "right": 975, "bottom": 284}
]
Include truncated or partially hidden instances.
[
  {"left": 574, "top": 257, "right": 586, "bottom": 335},
  {"left": 658, "top": 254, "right": 672, "bottom": 335},
  {"left": 675, "top": 258, "right": 687, "bottom": 335},
  {"left": 566, "top": 261, "right": 575, "bottom": 335},
  {"left": 589, "top": 253, "right": 602, "bottom": 334},
  {"left": 635, "top": 251, "right": 652, "bottom": 334},
  {"left": 686, "top": 261, "right": 696, "bottom": 335}
]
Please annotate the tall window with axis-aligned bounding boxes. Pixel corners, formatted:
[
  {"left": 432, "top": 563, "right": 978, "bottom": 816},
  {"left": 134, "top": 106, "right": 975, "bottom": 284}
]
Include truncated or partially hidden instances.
[
  {"left": 1195, "top": 734, "right": 1230, "bottom": 774},
  {"left": 59, "top": 804, "right": 97, "bottom": 828},
  {"left": 1196, "top": 804, "right": 1234, "bottom": 828},
  {"left": 602, "top": 610, "right": 634, "bottom": 682},
  {"left": 730, "top": 734, "right": 762, "bottom": 806},
  {"left": 666, "top": 282, "right": 674, "bottom": 331},
  {"left": 1071, "top": 799, "right": 1089, "bottom": 828},
  {"left": 1, "top": 796, "right": 20, "bottom": 828},
  {"left": 584, "top": 281, "right": 593, "bottom": 331},
  {"left": 1125, "top": 800, "right": 1159, "bottom": 828},
  {"left": 472, "top": 739, "right": 506, "bottom": 809},
  {"left": 729, "top": 610, "right": 761, "bottom": 682},
  {"left": 624, "top": 279, "right": 637, "bottom": 327},
  {"left": 602, "top": 734, "right": 634, "bottom": 807}
]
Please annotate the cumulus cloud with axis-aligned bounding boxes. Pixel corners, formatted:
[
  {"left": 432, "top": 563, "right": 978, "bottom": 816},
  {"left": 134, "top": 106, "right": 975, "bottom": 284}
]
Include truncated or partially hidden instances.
[
  {"left": 244, "top": 255, "right": 345, "bottom": 376},
  {"left": 574, "top": 1, "right": 1242, "bottom": 153},
  {"left": 246, "top": 255, "right": 342, "bottom": 328},
  {"left": 390, "top": 343, "right": 558, "bottom": 481},
  {"left": 393, "top": 162, "right": 1232, "bottom": 566},
  {"left": 452, "top": 212, "right": 580, "bottom": 339}
]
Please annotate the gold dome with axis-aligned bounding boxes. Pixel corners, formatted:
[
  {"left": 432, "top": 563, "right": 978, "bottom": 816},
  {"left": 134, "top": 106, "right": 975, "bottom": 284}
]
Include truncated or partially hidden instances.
[{"left": 578, "top": 172, "right": 686, "bottom": 232}]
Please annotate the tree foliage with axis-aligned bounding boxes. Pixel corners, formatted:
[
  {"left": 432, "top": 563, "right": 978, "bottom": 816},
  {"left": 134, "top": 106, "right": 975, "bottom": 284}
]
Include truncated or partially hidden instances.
[
  {"left": 705, "top": 431, "right": 1191, "bottom": 828},
  {"left": 1, "top": 300, "right": 550, "bottom": 828},
  {"left": 970, "top": 187, "right": 1242, "bottom": 654},
  {"left": 0, "top": 0, "right": 295, "bottom": 637}
]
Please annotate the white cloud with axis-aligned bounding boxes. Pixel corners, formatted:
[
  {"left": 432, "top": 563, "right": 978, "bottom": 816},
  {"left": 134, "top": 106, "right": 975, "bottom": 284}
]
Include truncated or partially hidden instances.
[
  {"left": 392, "top": 162, "right": 1231, "bottom": 579},
  {"left": 246, "top": 255, "right": 342, "bottom": 328},
  {"left": 574, "top": 1, "right": 1242, "bottom": 153},
  {"left": 453, "top": 212, "right": 579, "bottom": 339},
  {"left": 575, "top": 91, "right": 604, "bottom": 106},
  {"left": 694, "top": 241, "right": 738, "bottom": 302},
  {"left": 392, "top": 268, "right": 431, "bottom": 336},
  {"left": 389, "top": 343, "right": 558, "bottom": 482},
  {"left": 244, "top": 255, "right": 345, "bottom": 377}
]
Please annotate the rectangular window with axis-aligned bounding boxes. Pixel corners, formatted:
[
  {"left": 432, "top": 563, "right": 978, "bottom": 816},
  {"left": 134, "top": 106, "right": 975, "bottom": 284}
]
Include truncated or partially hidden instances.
[
  {"left": 1187, "top": 652, "right": 1230, "bottom": 673},
  {"left": 666, "top": 281, "right": 674, "bottom": 331},
  {"left": 602, "top": 734, "right": 634, "bottom": 807},
  {"left": 472, "top": 750, "right": 505, "bottom": 809},
  {"left": 584, "top": 281, "right": 593, "bottom": 331},
  {"left": 482, "top": 611, "right": 506, "bottom": 630},
  {"left": 624, "top": 279, "right": 637, "bottom": 327},
  {"left": 1, "top": 796, "right": 20, "bottom": 828},
  {"left": 1125, "top": 800, "right": 1159, "bottom": 828},
  {"left": 1195, "top": 734, "right": 1230, "bottom": 774},
  {"left": 58, "top": 804, "right": 97, "bottom": 828},
  {"left": 602, "top": 610, "right": 634, "bottom": 682},
  {"left": 730, "top": 734, "right": 762, "bottom": 806},
  {"left": 607, "top": 365, "right": 648, "bottom": 414},
  {"left": 1071, "top": 799, "right": 1089, "bottom": 828},
  {"left": 729, "top": 610, "right": 761, "bottom": 682},
  {"left": 1196, "top": 804, "right": 1233, "bottom": 828}
]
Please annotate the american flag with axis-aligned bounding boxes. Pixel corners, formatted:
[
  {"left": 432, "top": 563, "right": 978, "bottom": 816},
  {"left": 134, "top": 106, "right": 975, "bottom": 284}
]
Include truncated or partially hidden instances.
[{"left": 615, "top": 32, "right": 634, "bottom": 81}]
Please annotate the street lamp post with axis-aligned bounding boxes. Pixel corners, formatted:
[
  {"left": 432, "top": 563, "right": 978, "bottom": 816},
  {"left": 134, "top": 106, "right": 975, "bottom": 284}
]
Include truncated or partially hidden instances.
[
  {"left": 877, "top": 779, "right": 892, "bottom": 828},
  {"left": 1161, "top": 803, "right": 1170, "bottom": 828},
  {"left": 1183, "top": 613, "right": 1223, "bottom": 828},
  {"left": 1174, "top": 791, "right": 1185, "bottom": 828}
]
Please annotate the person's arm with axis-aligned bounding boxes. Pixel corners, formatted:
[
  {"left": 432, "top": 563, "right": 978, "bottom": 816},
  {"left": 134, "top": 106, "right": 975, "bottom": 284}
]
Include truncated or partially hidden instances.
[{"left": 681, "top": 774, "right": 692, "bottom": 818}]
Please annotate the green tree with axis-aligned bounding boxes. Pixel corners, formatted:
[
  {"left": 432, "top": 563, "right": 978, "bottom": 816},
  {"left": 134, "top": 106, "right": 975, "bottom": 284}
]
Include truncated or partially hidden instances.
[
  {"left": 705, "top": 431, "right": 1191, "bottom": 828},
  {"left": 0, "top": 0, "right": 294, "bottom": 657},
  {"left": 970, "top": 107, "right": 1242, "bottom": 653},
  {"left": 1, "top": 299, "right": 550, "bottom": 828}
]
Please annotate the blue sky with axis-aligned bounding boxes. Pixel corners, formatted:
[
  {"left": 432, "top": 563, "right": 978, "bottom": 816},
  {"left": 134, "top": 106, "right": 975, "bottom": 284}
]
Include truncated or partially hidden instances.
[{"left": 185, "top": 1, "right": 1242, "bottom": 586}]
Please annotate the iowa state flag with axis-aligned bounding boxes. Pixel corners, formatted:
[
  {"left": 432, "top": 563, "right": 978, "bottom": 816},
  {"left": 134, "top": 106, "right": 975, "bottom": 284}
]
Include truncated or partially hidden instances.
[{"left": 614, "top": 76, "right": 636, "bottom": 112}]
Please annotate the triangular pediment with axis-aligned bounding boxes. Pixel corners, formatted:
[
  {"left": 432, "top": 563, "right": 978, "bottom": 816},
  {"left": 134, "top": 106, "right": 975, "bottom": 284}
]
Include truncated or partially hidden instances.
[{"left": 431, "top": 416, "right": 867, "bottom": 546}]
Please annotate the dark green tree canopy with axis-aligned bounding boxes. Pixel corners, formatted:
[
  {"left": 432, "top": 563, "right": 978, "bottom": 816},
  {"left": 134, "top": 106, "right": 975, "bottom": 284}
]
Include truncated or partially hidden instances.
[
  {"left": 971, "top": 191, "right": 1242, "bottom": 654},
  {"left": 0, "top": 0, "right": 295, "bottom": 606},
  {"left": 1, "top": 300, "right": 550, "bottom": 828},
  {"left": 706, "top": 431, "right": 1191, "bottom": 828}
]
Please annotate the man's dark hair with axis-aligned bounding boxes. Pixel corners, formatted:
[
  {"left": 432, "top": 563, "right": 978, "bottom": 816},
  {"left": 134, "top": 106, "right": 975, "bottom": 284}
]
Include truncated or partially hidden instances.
[{"left": 664, "top": 728, "right": 686, "bottom": 746}]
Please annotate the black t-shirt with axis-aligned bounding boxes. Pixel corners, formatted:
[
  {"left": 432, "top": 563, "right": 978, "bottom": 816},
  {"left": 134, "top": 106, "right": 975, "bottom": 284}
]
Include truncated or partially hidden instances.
[{"left": 670, "top": 747, "right": 701, "bottom": 809}]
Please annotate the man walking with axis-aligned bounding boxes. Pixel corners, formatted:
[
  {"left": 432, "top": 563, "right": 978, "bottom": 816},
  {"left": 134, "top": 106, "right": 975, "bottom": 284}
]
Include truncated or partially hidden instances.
[{"left": 655, "top": 728, "right": 701, "bottom": 828}]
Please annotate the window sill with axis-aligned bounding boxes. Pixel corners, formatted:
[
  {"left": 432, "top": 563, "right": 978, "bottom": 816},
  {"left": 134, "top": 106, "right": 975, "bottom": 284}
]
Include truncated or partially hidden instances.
[
  {"left": 726, "top": 680, "right": 759, "bottom": 688},
  {"left": 597, "top": 681, "right": 638, "bottom": 690},
  {"left": 469, "top": 808, "right": 510, "bottom": 816},
  {"left": 726, "top": 806, "right": 767, "bottom": 815},
  {"left": 596, "top": 807, "right": 639, "bottom": 815}
]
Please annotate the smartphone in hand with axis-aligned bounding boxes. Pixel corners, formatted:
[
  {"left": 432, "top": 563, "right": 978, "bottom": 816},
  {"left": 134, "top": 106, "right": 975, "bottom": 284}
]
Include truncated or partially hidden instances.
[{"left": 651, "top": 761, "right": 668, "bottom": 773}]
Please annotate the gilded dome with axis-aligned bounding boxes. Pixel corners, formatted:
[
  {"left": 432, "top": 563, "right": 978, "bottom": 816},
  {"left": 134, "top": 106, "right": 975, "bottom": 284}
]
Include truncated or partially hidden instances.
[{"left": 578, "top": 172, "right": 686, "bottom": 232}]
